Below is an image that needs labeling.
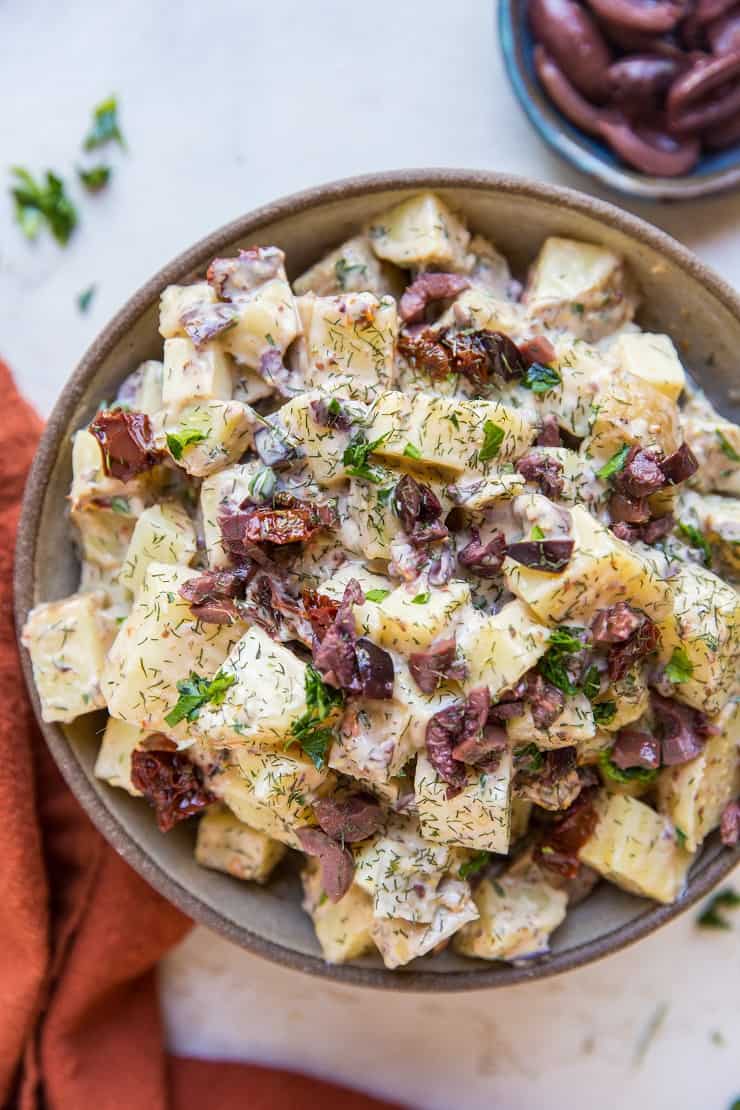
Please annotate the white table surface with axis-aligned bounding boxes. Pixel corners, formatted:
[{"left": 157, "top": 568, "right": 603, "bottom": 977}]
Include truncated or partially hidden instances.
[{"left": 2, "top": 2, "right": 738, "bottom": 1107}]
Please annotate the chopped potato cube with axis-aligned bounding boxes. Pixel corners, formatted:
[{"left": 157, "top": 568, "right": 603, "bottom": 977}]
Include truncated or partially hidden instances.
[
  {"left": 657, "top": 700, "right": 740, "bottom": 852},
  {"left": 297, "top": 292, "right": 397, "bottom": 402},
  {"left": 612, "top": 332, "right": 685, "bottom": 402},
  {"left": 221, "top": 279, "right": 302, "bottom": 368},
  {"left": 354, "top": 816, "right": 456, "bottom": 922},
  {"left": 680, "top": 394, "right": 740, "bottom": 497},
  {"left": 329, "top": 696, "right": 414, "bottom": 803},
  {"left": 302, "top": 860, "right": 376, "bottom": 963},
  {"left": 161, "top": 337, "right": 233, "bottom": 414},
  {"left": 367, "top": 191, "right": 471, "bottom": 271},
  {"left": 354, "top": 579, "right": 470, "bottom": 653},
  {"left": 119, "top": 501, "right": 197, "bottom": 596},
  {"left": 392, "top": 660, "right": 461, "bottom": 749},
  {"left": 293, "top": 235, "right": 404, "bottom": 299},
  {"left": 578, "top": 792, "right": 692, "bottom": 904},
  {"left": 506, "top": 693, "right": 595, "bottom": 750},
  {"left": 453, "top": 874, "right": 567, "bottom": 962},
  {"left": 164, "top": 400, "right": 260, "bottom": 477},
  {"left": 415, "top": 751, "right": 513, "bottom": 854},
  {"left": 159, "top": 281, "right": 217, "bottom": 339},
  {"left": 22, "top": 592, "right": 110, "bottom": 723},
  {"left": 94, "top": 717, "right": 146, "bottom": 795},
  {"left": 680, "top": 490, "right": 740, "bottom": 578},
  {"left": 457, "top": 599, "right": 550, "bottom": 700},
  {"left": 587, "top": 370, "right": 679, "bottom": 457},
  {"left": 371, "top": 880, "right": 479, "bottom": 969},
  {"left": 199, "top": 461, "right": 265, "bottom": 568},
  {"left": 435, "top": 287, "right": 526, "bottom": 337},
  {"left": 279, "top": 391, "right": 364, "bottom": 487},
  {"left": 195, "top": 805, "right": 286, "bottom": 883}
]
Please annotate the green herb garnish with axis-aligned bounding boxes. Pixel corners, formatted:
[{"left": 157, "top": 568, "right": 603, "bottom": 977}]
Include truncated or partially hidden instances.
[
  {"left": 459, "top": 851, "right": 491, "bottom": 880},
  {"left": 697, "top": 888, "right": 740, "bottom": 930},
  {"left": 582, "top": 665, "right": 602, "bottom": 702},
  {"left": 598, "top": 749, "right": 658, "bottom": 786},
  {"left": 10, "top": 168, "right": 78, "bottom": 244},
  {"left": 334, "top": 257, "right": 367, "bottom": 290},
  {"left": 592, "top": 701, "right": 617, "bottom": 726},
  {"left": 597, "top": 444, "right": 631, "bottom": 482},
  {"left": 716, "top": 429, "right": 740, "bottom": 462},
  {"left": 522, "top": 362, "right": 561, "bottom": 394},
  {"left": 478, "top": 420, "right": 505, "bottom": 462},
  {"left": 675, "top": 827, "right": 687, "bottom": 849},
  {"left": 84, "top": 95, "right": 125, "bottom": 150},
  {"left": 165, "top": 670, "right": 236, "bottom": 727},
  {"left": 514, "top": 743, "right": 545, "bottom": 774},
  {"left": 665, "top": 647, "right": 694, "bottom": 685},
  {"left": 77, "top": 164, "right": 111, "bottom": 192},
  {"left": 166, "top": 428, "right": 207, "bottom": 460},
  {"left": 403, "top": 442, "right": 422, "bottom": 459},
  {"left": 537, "top": 626, "right": 584, "bottom": 696},
  {"left": 343, "top": 433, "right": 389, "bottom": 483},
  {"left": 530, "top": 525, "right": 545, "bottom": 540},
  {"left": 365, "top": 589, "right": 390, "bottom": 603},
  {"left": 411, "top": 592, "right": 430, "bottom": 605},
  {"left": 109, "top": 496, "right": 129, "bottom": 514},
  {"left": 287, "top": 664, "right": 344, "bottom": 770},
  {"left": 677, "top": 521, "right": 712, "bottom": 567},
  {"left": 77, "top": 285, "right": 96, "bottom": 313}
]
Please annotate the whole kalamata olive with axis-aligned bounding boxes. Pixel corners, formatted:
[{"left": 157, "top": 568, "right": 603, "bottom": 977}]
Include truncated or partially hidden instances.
[
  {"left": 599, "top": 117, "right": 701, "bottom": 173},
  {"left": 708, "top": 7, "right": 740, "bottom": 52},
  {"left": 585, "top": 0, "right": 687, "bottom": 34},
  {"left": 529, "top": 0, "right": 613, "bottom": 101},
  {"left": 667, "top": 51, "right": 740, "bottom": 132},
  {"left": 534, "top": 46, "right": 612, "bottom": 134},
  {"left": 608, "top": 53, "right": 683, "bottom": 106}
]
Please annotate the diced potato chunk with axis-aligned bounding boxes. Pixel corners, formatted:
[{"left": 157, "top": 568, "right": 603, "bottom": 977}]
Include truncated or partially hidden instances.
[
  {"left": 22, "top": 592, "right": 110, "bottom": 723},
  {"left": 587, "top": 370, "right": 679, "bottom": 457},
  {"left": 297, "top": 292, "right": 397, "bottom": 402},
  {"left": 392, "top": 660, "right": 461, "bottom": 749},
  {"left": 278, "top": 391, "right": 366, "bottom": 488},
  {"left": 680, "top": 394, "right": 740, "bottom": 497},
  {"left": 159, "top": 282, "right": 217, "bottom": 338},
  {"left": 354, "top": 579, "right": 470, "bottom": 653},
  {"left": 221, "top": 279, "right": 302, "bottom": 368},
  {"left": 415, "top": 751, "right": 513, "bottom": 853},
  {"left": 318, "top": 561, "right": 393, "bottom": 602},
  {"left": 199, "top": 461, "right": 266, "bottom": 568},
  {"left": 195, "top": 805, "right": 286, "bottom": 882},
  {"left": 435, "top": 287, "right": 526, "bottom": 337},
  {"left": 612, "top": 332, "right": 685, "bottom": 402},
  {"left": 94, "top": 717, "right": 146, "bottom": 795},
  {"left": 524, "top": 236, "right": 637, "bottom": 341},
  {"left": 119, "top": 502, "right": 197, "bottom": 596},
  {"left": 196, "top": 625, "right": 307, "bottom": 747},
  {"left": 595, "top": 667, "right": 650, "bottom": 733},
  {"left": 161, "top": 337, "right": 233, "bottom": 413},
  {"left": 368, "top": 391, "right": 533, "bottom": 474},
  {"left": 504, "top": 505, "right": 671, "bottom": 625},
  {"left": 354, "top": 816, "right": 456, "bottom": 922},
  {"left": 329, "top": 697, "right": 414, "bottom": 803},
  {"left": 302, "top": 861, "right": 376, "bottom": 963},
  {"left": 578, "top": 792, "right": 692, "bottom": 904},
  {"left": 102, "top": 562, "right": 245, "bottom": 737},
  {"left": 453, "top": 874, "right": 567, "bottom": 961},
  {"left": 457, "top": 599, "right": 550, "bottom": 700},
  {"left": 371, "top": 880, "right": 479, "bottom": 969},
  {"left": 164, "top": 400, "right": 259, "bottom": 477},
  {"left": 657, "top": 700, "right": 740, "bottom": 852},
  {"left": 658, "top": 563, "right": 739, "bottom": 715},
  {"left": 293, "top": 235, "right": 404, "bottom": 299},
  {"left": 506, "top": 693, "right": 595, "bottom": 750},
  {"left": 71, "top": 501, "right": 137, "bottom": 576},
  {"left": 367, "top": 191, "right": 471, "bottom": 271},
  {"left": 680, "top": 490, "right": 740, "bottom": 578},
  {"left": 339, "top": 470, "right": 402, "bottom": 560}
]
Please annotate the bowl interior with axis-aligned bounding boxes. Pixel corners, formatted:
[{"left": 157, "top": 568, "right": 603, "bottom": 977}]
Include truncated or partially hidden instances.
[
  {"left": 499, "top": 0, "right": 740, "bottom": 200},
  {"left": 17, "top": 173, "right": 740, "bottom": 989}
]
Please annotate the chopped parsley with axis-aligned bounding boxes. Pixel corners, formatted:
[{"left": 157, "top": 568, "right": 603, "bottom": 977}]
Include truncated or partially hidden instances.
[
  {"left": 166, "top": 428, "right": 207, "bottom": 460},
  {"left": 165, "top": 670, "right": 236, "bottom": 727},
  {"left": 696, "top": 888, "right": 740, "bottom": 930},
  {"left": 592, "top": 700, "right": 617, "bottom": 726},
  {"left": 716, "top": 429, "right": 740, "bottom": 462},
  {"left": 537, "top": 626, "right": 584, "bottom": 696},
  {"left": 10, "top": 167, "right": 78, "bottom": 244},
  {"left": 365, "top": 588, "right": 390, "bottom": 603},
  {"left": 377, "top": 485, "right": 395, "bottom": 507},
  {"left": 403, "top": 442, "right": 422, "bottom": 459},
  {"left": 582, "top": 664, "right": 602, "bottom": 702},
  {"left": 522, "top": 362, "right": 561, "bottom": 394},
  {"left": 411, "top": 592, "right": 430, "bottom": 605},
  {"left": 109, "top": 496, "right": 129, "bottom": 514},
  {"left": 530, "top": 525, "right": 545, "bottom": 540},
  {"left": 596, "top": 443, "right": 631, "bottom": 482},
  {"left": 286, "top": 665, "right": 344, "bottom": 770},
  {"left": 77, "top": 164, "right": 111, "bottom": 192},
  {"left": 677, "top": 521, "right": 712, "bottom": 567},
  {"left": 77, "top": 285, "right": 97, "bottom": 313},
  {"left": 334, "top": 257, "right": 367, "bottom": 290},
  {"left": 598, "top": 749, "right": 658, "bottom": 786},
  {"left": 514, "top": 743, "right": 544, "bottom": 774},
  {"left": 459, "top": 851, "right": 491, "bottom": 880},
  {"left": 675, "top": 827, "right": 688, "bottom": 849},
  {"left": 84, "top": 95, "right": 125, "bottom": 150},
  {"left": 343, "top": 433, "right": 389, "bottom": 483},
  {"left": 665, "top": 647, "right": 694, "bottom": 685},
  {"left": 479, "top": 420, "right": 505, "bottom": 462}
]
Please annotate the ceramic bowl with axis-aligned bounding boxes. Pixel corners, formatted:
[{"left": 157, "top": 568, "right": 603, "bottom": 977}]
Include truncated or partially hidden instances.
[
  {"left": 499, "top": 0, "right": 740, "bottom": 201},
  {"left": 14, "top": 170, "right": 740, "bottom": 990}
]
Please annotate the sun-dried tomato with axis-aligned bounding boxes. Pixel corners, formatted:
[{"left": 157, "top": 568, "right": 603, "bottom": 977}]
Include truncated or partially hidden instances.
[
  {"left": 89, "top": 409, "right": 161, "bottom": 481},
  {"left": 302, "top": 589, "right": 340, "bottom": 641},
  {"left": 130, "top": 749, "right": 214, "bottom": 832},
  {"left": 535, "top": 789, "right": 599, "bottom": 878},
  {"left": 244, "top": 507, "right": 321, "bottom": 545}
]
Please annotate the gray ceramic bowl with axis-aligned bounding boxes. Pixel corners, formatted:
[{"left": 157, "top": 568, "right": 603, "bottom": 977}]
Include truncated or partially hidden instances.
[{"left": 14, "top": 170, "right": 740, "bottom": 990}]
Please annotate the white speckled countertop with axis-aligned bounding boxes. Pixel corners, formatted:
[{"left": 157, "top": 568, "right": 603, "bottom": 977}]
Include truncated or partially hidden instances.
[{"left": 2, "top": 2, "right": 738, "bottom": 1107}]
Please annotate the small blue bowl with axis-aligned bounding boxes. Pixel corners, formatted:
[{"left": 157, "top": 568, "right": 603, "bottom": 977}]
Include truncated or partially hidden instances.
[{"left": 499, "top": 0, "right": 740, "bottom": 200}]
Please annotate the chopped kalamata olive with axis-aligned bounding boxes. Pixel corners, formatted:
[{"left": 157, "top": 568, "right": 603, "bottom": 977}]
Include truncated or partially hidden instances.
[
  {"left": 609, "top": 492, "right": 651, "bottom": 524},
  {"left": 297, "top": 827, "right": 355, "bottom": 902},
  {"left": 399, "top": 272, "right": 470, "bottom": 323},
  {"left": 611, "top": 727, "right": 661, "bottom": 769},
  {"left": 393, "top": 473, "right": 443, "bottom": 533},
  {"left": 720, "top": 799, "right": 740, "bottom": 846},
  {"left": 310, "top": 397, "right": 353, "bottom": 431},
  {"left": 535, "top": 789, "right": 599, "bottom": 878},
  {"left": 591, "top": 602, "right": 645, "bottom": 644},
  {"left": 425, "top": 703, "right": 467, "bottom": 789},
  {"left": 614, "top": 447, "right": 666, "bottom": 498},
  {"left": 312, "top": 579, "right": 363, "bottom": 693},
  {"left": 180, "top": 302, "right": 238, "bottom": 347},
  {"left": 180, "top": 570, "right": 249, "bottom": 606},
  {"left": 189, "top": 598, "right": 240, "bottom": 624},
  {"left": 639, "top": 514, "right": 675, "bottom": 543},
  {"left": 458, "top": 528, "right": 507, "bottom": 577},
  {"left": 516, "top": 451, "right": 565, "bottom": 498},
  {"left": 254, "top": 425, "right": 296, "bottom": 468},
  {"left": 651, "top": 693, "right": 708, "bottom": 765},
  {"left": 314, "top": 794, "right": 384, "bottom": 843},
  {"left": 526, "top": 672, "right": 566, "bottom": 729},
  {"left": 535, "top": 413, "right": 562, "bottom": 447},
  {"left": 660, "top": 442, "right": 699, "bottom": 484},
  {"left": 258, "top": 348, "right": 299, "bottom": 397},
  {"left": 519, "top": 335, "right": 558, "bottom": 369},
  {"left": 506, "top": 538, "right": 574, "bottom": 572},
  {"left": 355, "top": 637, "right": 394, "bottom": 700},
  {"left": 452, "top": 724, "right": 508, "bottom": 765},
  {"left": 607, "top": 617, "right": 658, "bottom": 681},
  {"left": 409, "top": 636, "right": 458, "bottom": 694},
  {"left": 89, "top": 409, "right": 161, "bottom": 481}
]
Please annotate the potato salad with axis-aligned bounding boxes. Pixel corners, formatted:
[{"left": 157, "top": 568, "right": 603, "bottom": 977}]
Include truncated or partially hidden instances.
[{"left": 22, "top": 192, "right": 740, "bottom": 970}]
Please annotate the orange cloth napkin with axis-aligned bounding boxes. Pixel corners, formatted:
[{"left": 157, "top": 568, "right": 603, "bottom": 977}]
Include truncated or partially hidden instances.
[{"left": 0, "top": 361, "right": 400, "bottom": 1110}]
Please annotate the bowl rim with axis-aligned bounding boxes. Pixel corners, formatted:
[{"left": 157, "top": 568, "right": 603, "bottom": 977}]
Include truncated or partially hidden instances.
[
  {"left": 14, "top": 167, "right": 740, "bottom": 991},
  {"left": 498, "top": 0, "right": 740, "bottom": 201}
]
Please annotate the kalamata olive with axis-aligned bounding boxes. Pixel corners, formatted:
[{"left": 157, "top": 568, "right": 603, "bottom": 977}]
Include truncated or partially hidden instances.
[
  {"left": 529, "top": 0, "right": 613, "bottom": 101},
  {"left": 608, "top": 53, "right": 683, "bottom": 106},
  {"left": 505, "top": 538, "right": 574, "bottom": 572},
  {"left": 599, "top": 117, "right": 701, "bottom": 173},
  {"left": 534, "top": 46, "right": 613, "bottom": 135},
  {"left": 704, "top": 109, "right": 740, "bottom": 145},
  {"left": 667, "top": 51, "right": 740, "bottom": 132},
  {"left": 708, "top": 7, "right": 740, "bottom": 53},
  {"left": 585, "top": 0, "right": 686, "bottom": 34},
  {"left": 696, "top": 0, "right": 736, "bottom": 23}
]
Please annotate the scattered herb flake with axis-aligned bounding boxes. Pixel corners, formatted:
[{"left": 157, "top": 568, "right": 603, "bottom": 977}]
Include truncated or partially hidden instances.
[
  {"left": 582, "top": 664, "right": 601, "bottom": 702},
  {"left": 77, "top": 284, "right": 96, "bottom": 313},
  {"left": 537, "top": 626, "right": 584, "bottom": 696},
  {"left": 166, "top": 428, "right": 207, "bottom": 460},
  {"left": 84, "top": 95, "right": 125, "bottom": 150},
  {"left": 334, "top": 257, "right": 367, "bottom": 290},
  {"left": 675, "top": 827, "right": 688, "bottom": 849},
  {"left": 459, "top": 851, "right": 491, "bottom": 880},
  {"left": 479, "top": 420, "right": 505, "bottom": 462},
  {"left": 522, "top": 362, "right": 561, "bottom": 394},
  {"left": 10, "top": 167, "right": 78, "bottom": 245},
  {"left": 164, "top": 670, "right": 236, "bottom": 727},
  {"left": 716, "top": 429, "right": 740, "bottom": 462},
  {"left": 109, "top": 496, "right": 129, "bottom": 514},
  {"left": 633, "top": 1002, "right": 669, "bottom": 1069},
  {"left": 365, "top": 589, "right": 390, "bottom": 603},
  {"left": 77, "top": 164, "right": 111, "bottom": 192},
  {"left": 530, "top": 525, "right": 545, "bottom": 540},
  {"left": 343, "top": 433, "right": 389, "bottom": 483},
  {"left": 677, "top": 521, "right": 712, "bottom": 567},
  {"left": 665, "top": 647, "right": 694, "bottom": 685},
  {"left": 411, "top": 592, "right": 430, "bottom": 605},
  {"left": 592, "top": 701, "right": 617, "bottom": 726},
  {"left": 403, "top": 442, "right": 422, "bottom": 459},
  {"left": 597, "top": 444, "right": 631, "bottom": 482}
]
